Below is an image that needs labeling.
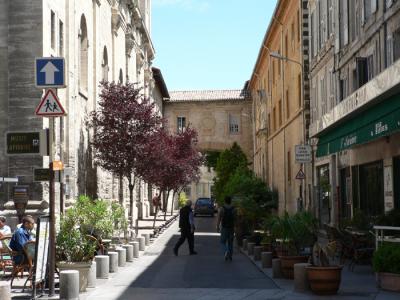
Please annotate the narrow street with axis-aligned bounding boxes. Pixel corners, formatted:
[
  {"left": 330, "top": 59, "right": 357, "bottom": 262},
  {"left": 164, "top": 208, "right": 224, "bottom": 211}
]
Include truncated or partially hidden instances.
[{"left": 81, "top": 216, "right": 280, "bottom": 300}]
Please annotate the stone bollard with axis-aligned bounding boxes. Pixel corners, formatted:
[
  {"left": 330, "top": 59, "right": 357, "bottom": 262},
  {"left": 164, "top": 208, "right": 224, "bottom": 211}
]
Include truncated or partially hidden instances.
[
  {"left": 95, "top": 255, "right": 109, "bottom": 279},
  {"left": 130, "top": 241, "right": 140, "bottom": 258},
  {"left": 138, "top": 236, "right": 146, "bottom": 251},
  {"left": 247, "top": 242, "right": 255, "bottom": 256},
  {"left": 253, "top": 246, "right": 263, "bottom": 261},
  {"left": 261, "top": 252, "right": 273, "bottom": 268},
  {"left": 87, "top": 261, "right": 96, "bottom": 288},
  {"left": 242, "top": 239, "right": 248, "bottom": 251},
  {"left": 272, "top": 258, "right": 283, "bottom": 278},
  {"left": 60, "top": 270, "right": 79, "bottom": 300},
  {"left": 294, "top": 263, "right": 311, "bottom": 292},
  {"left": 116, "top": 247, "right": 127, "bottom": 267},
  {"left": 142, "top": 233, "right": 150, "bottom": 246},
  {"left": 0, "top": 281, "right": 11, "bottom": 300},
  {"left": 108, "top": 251, "right": 119, "bottom": 273},
  {"left": 123, "top": 244, "right": 134, "bottom": 262}
]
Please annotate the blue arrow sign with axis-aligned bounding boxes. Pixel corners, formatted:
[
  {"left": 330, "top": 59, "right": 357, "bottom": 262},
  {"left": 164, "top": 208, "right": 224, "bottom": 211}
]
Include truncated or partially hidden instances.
[{"left": 35, "top": 57, "right": 65, "bottom": 88}]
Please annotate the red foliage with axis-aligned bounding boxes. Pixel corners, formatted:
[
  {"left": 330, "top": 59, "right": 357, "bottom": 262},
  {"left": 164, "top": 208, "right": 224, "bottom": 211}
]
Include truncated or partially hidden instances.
[
  {"left": 88, "top": 81, "right": 163, "bottom": 178},
  {"left": 137, "top": 126, "right": 202, "bottom": 193}
]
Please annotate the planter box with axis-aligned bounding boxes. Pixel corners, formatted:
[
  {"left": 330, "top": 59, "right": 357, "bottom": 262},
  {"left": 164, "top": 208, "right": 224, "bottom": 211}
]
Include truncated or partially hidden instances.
[
  {"left": 377, "top": 272, "right": 400, "bottom": 292},
  {"left": 57, "top": 261, "right": 92, "bottom": 293},
  {"left": 306, "top": 266, "right": 342, "bottom": 295},
  {"left": 279, "top": 256, "right": 309, "bottom": 279}
]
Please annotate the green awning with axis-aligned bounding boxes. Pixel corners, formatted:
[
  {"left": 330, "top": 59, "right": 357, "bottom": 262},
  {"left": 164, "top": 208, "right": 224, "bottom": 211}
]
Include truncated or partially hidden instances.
[{"left": 316, "top": 94, "right": 400, "bottom": 157}]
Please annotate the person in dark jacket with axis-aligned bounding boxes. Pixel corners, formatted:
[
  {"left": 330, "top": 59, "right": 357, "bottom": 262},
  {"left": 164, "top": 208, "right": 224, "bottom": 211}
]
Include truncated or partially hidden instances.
[
  {"left": 174, "top": 200, "right": 197, "bottom": 256},
  {"left": 9, "top": 215, "right": 35, "bottom": 264},
  {"left": 216, "top": 196, "right": 235, "bottom": 261}
]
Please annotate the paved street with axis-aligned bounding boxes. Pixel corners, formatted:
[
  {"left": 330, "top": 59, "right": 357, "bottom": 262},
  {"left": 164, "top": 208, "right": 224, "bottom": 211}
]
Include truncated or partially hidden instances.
[{"left": 80, "top": 216, "right": 280, "bottom": 300}]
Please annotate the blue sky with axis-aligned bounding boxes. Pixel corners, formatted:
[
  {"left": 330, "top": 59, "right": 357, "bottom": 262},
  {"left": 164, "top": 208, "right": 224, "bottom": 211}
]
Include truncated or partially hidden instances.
[{"left": 152, "top": 0, "right": 278, "bottom": 91}]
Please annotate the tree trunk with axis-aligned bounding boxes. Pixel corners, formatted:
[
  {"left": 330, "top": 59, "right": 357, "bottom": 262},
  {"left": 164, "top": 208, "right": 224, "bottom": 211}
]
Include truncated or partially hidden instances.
[
  {"left": 118, "top": 173, "right": 124, "bottom": 205},
  {"left": 128, "top": 175, "right": 135, "bottom": 228},
  {"left": 164, "top": 190, "right": 171, "bottom": 221},
  {"left": 170, "top": 191, "right": 176, "bottom": 216}
]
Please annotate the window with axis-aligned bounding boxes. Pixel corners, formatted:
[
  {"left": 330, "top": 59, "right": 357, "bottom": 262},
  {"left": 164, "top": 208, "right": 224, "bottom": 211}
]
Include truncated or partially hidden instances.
[
  {"left": 367, "top": 54, "right": 374, "bottom": 81},
  {"left": 287, "top": 151, "right": 291, "bottom": 182},
  {"left": 291, "top": 22, "right": 295, "bottom": 51},
  {"left": 393, "top": 29, "right": 400, "bottom": 63},
  {"left": 328, "top": 0, "right": 334, "bottom": 37},
  {"left": 229, "top": 114, "right": 240, "bottom": 133},
  {"left": 340, "top": 0, "right": 349, "bottom": 46},
  {"left": 339, "top": 77, "right": 347, "bottom": 102},
  {"left": 286, "top": 89, "right": 290, "bottom": 119},
  {"left": 278, "top": 100, "right": 282, "bottom": 126},
  {"left": 356, "top": 57, "right": 369, "bottom": 88},
  {"left": 310, "top": 11, "right": 315, "bottom": 57},
  {"left": 59, "top": 20, "right": 63, "bottom": 56},
  {"left": 363, "top": 0, "right": 377, "bottom": 23},
  {"left": 268, "top": 113, "right": 271, "bottom": 133},
  {"left": 273, "top": 107, "right": 276, "bottom": 131},
  {"left": 177, "top": 116, "right": 186, "bottom": 133},
  {"left": 51, "top": 10, "right": 55, "bottom": 49},
  {"left": 102, "top": 47, "right": 109, "bottom": 81},
  {"left": 298, "top": 74, "right": 302, "bottom": 108},
  {"left": 285, "top": 34, "right": 288, "bottom": 57},
  {"left": 79, "top": 15, "right": 88, "bottom": 91},
  {"left": 118, "top": 69, "right": 123, "bottom": 84},
  {"left": 297, "top": 10, "right": 300, "bottom": 42}
]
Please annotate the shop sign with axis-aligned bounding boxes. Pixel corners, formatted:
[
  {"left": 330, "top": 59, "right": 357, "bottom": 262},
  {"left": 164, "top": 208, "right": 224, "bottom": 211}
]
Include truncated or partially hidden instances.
[
  {"left": 6, "top": 132, "right": 40, "bottom": 155},
  {"left": 34, "top": 168, "right": 50, "bottom": 182}
]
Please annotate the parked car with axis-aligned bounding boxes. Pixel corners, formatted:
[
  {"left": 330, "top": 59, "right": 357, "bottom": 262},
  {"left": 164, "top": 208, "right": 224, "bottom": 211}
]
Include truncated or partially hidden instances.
[{"left": 194, "top": 198, "right": 215, "bottom": 217}]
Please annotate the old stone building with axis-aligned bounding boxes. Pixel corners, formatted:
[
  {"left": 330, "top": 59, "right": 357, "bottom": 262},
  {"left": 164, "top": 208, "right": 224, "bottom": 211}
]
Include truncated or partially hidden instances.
[
  {"left": 310, "top": 0, "right": 400, "bottom": 225},
  {"left": 249, "top": 0, "right": 310, "bottom": 214},
  {"left": 163, "top": 90, "right": 253, "bottom": 202},
  {"left": 0, "top": 0, "right": 157, "bottom": 226}
]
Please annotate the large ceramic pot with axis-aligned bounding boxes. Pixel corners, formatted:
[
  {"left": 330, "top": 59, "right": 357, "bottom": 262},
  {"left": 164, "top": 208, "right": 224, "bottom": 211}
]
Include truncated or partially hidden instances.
[
  {"left": 306, "top": 266, "right": 343, "bottom": 295},
  {"left": 377, "top": 272, "right": 400, "bottom": 292},
  {"left": 279, "top": 256, "right": 309, "bottom": 279},
  {"left": 57, "top": 261, "right": 92, "bottom": 292}
]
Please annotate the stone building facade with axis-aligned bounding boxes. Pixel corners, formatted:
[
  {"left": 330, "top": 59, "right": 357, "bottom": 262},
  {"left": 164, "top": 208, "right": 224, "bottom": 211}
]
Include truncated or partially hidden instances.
[
  {"left": 163, "top": 90, "right": 253, "bottom": 202},
  {"left": 0, "top": 0, "right": 157, "bottom": 227},
  {"left": 250, "top": 0, "right": 310, "bottom": 215},
  {"left": 310, "top": 0, "right": 400, "bottom": 225}
]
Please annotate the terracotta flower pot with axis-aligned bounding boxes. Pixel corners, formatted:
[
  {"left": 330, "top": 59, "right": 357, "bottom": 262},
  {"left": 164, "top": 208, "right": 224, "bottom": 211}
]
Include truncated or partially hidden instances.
[
  {"left": 377, "top": 272, "right": 400, "bottom": 292},
  {"left": 306, "top": 266, "right": 343, "bottom": 295},
  {"left": 279, "top": 255, "right": 309, "bottom": 279}
]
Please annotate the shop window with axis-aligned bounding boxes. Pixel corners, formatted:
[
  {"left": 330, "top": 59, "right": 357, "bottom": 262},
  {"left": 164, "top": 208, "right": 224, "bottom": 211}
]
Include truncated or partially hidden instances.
[
  {"left": 317, "top": 164, "right": 331, "bottom": 225},
  {"left": 393, "top": 157, "right": 400, "bottom": 209},
  {"left": 358, "top": 161, "right": 384, "bottom": 216}
]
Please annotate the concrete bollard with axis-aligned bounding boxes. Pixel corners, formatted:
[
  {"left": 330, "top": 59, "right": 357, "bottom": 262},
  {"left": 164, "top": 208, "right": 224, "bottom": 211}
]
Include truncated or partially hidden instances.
[
  {"left": 142, "top": 233, "right": 150, "bottom": 246},
  {"left": 123, "top": 244, "right": 134, "bottom": 262},
  {"left": 247, "top": 242, "right": 255, "bottom": 256},
  {"left": 87, "top": 261, "right": 96, "bottom": 288},
  {"left": 0, "top": 281, "right": 11, "bottom": 300},
  {"left": 261, "top": 252, "right": 273, "bottom": 268},
  {"left": 242, "top": 239, "right": 248, "bottom": 251},
  {"left": 108, "top": 251, "right": 119, "bottom": 273},
  {"left": 60, "top": 270, "right": 79, "bottom": 300},
  {"left": 138, "top": 236, "right": 146, "bottom": 251},
  {"left": 95, "top": 255, "right": 109, "bottom": 279},
  {"left": 254, "top": 246, "right": 263, "bottom": 261},
  {"left": 130, "top": 241, "right": 140, "bottom": 258},
  {"left": 116, "top": 247, "right": 127, "bottom": 267},
  {"left": 294, "top": 263, "right": 311, "bottom": 292},
  {"left": 272, "top": 258, "right": 283, "bottom": 278}
]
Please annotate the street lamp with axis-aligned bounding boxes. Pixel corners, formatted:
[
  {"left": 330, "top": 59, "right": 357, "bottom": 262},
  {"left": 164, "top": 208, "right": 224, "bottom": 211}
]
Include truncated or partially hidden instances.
[{"left": 270, "top": 51, "right": 302, "bottom": 67}]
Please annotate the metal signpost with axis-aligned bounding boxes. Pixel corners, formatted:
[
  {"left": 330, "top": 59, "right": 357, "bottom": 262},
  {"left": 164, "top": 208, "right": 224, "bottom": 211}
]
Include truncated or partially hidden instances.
[
  {"left": 295, "top": 145, "right": 312, "bottom": 211},
  {"left": 34, "top": 57, "right": 66, "bottom": 297}
]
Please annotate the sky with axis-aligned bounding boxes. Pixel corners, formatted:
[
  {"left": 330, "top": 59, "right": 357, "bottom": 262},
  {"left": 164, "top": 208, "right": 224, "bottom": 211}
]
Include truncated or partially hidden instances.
[{"left": 152, "top": 0, "right": 278, "bottom": 91}]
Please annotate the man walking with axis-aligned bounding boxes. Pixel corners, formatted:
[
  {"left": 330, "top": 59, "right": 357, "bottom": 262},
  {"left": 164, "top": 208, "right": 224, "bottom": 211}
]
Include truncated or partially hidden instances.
[
  {"left": 217, "top": 196, "right": 235, "bottom": 261},
  {"left": 174, "top": 200, "right": 197, "bottom": 256}
]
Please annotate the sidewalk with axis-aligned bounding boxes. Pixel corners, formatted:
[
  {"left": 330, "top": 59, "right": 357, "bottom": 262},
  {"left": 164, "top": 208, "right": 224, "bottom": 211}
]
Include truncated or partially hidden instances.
[
  {"left": 240, "top": 247, "right": 400, "bottom": 300},
  {"left": 7, "top": 211, "right": 179, "bottom": 299}
]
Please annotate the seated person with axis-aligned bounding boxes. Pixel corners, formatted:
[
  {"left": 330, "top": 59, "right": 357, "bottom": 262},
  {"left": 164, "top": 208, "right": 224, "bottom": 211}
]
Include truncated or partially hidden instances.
[
  {"left": 16, "top": 214, "right": 36, "bottom": 238},
  {"left": 9, "top": 215, "right": 35, "bottom": 264},
  {"left": 0, "top": 216, "right": 12, "bottom": 251}
]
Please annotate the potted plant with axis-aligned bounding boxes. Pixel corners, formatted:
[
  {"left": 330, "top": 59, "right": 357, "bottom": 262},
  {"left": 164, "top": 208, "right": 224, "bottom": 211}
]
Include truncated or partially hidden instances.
[
  {"left": 306, "top": 240, "right": 343, "bottom": 295},
  {"left": 269, "top": 212, "right": 317, "bottom": 279},
  {"left": 373, "top": 243, "right": 400, "bottom": 292},
  {"left": 56, "top": 207, "right": 97, "bottom": 292}
]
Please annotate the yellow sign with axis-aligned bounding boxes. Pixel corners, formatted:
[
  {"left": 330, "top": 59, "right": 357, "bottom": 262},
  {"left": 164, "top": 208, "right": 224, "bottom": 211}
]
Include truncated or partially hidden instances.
[{"left": 52, "top": 161, "right": 64, "bottom": 171}]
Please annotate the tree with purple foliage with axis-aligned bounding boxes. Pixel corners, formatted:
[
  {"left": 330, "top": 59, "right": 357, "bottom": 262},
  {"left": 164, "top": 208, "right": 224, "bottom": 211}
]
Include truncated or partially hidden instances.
[{"left": 87, "top": 81, "right": 162, "bottom": 226}]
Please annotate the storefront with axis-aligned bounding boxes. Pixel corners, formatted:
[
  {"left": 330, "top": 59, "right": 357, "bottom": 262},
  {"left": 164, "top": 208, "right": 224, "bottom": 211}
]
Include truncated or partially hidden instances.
[{"left": 314, "top": 92, "right": 400, "bottom": 224}]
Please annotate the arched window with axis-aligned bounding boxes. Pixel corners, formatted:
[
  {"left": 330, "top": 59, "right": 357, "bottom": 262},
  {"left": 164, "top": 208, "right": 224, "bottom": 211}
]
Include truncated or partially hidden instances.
[
  {"left": 102, "top": 46, "right": 109, "bottom": 82},
  {"left": 118, "top": 69, "right": 123, "bottom": 85},
  {"left": 79, "top": 15, "right": 88, "bottom": 91}
]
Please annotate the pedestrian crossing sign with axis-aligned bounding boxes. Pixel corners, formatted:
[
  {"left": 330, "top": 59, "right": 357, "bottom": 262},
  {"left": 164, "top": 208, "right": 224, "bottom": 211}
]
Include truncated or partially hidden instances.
[{"left": 35, "top": 89, "right": 66, "bottom": 117}]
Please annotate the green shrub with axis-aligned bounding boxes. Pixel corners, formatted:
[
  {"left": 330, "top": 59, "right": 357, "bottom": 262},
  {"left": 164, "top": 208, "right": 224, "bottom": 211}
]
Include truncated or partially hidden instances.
[{"left": 373, "top": 243, "right": 400, "bottom": 274}]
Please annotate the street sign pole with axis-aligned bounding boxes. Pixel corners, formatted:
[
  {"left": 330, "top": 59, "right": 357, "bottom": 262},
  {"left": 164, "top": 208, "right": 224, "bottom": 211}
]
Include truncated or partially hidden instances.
[{"left": 48, "top": 161, "right": 55, "bottom": 296}]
